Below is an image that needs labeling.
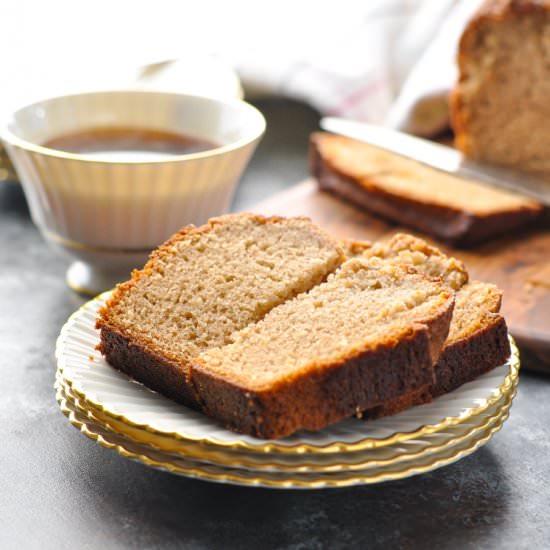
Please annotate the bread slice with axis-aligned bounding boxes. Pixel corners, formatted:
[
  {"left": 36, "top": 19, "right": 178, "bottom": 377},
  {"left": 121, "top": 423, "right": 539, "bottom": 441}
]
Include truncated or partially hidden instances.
[
  {"left": 366, "top": 281, "right": 510, "bottom": 419},
  {"left": 190, "top": 257, "right": 454, "bottom": 439},
  {"left": 432, "top": 281, "right": 510, "bottom": 397},
  {"left": 344, "top": 234, "right": 510, "bottom": 419},
  {"left": 310, "top": 132, "right": 542, "bottom": 246},
  {"left": 96, "top": 213, "right": 344, "bottom": 408},
  {"left": 452, "top": 0, "right": 550, "bottom": 180}
]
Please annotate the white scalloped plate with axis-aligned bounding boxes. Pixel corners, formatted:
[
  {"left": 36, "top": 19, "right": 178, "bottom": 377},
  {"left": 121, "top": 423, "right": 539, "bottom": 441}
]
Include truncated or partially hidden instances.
[
  {"left": 57, "top": 383, "right": 510, "bottom": 489},
  {"left": 57, "top": 374, "right": 515, "bottom": 473},
  {"left": 56, "top": 292, "right": 519, "bottom": 454}
]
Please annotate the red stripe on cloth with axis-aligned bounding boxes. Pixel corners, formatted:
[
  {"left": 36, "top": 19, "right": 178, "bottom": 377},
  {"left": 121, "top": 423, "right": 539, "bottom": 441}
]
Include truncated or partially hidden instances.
[{"left": 328, "top": 78, "right": 389, "bottom": 117}]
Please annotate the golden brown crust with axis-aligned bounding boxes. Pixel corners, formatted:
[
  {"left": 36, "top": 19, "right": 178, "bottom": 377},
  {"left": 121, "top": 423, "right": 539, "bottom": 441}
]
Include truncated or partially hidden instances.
[
  {"left": 362, "top": 314, "right": 509, "bottom": 419},
  {"left": 340, "top": 239, "right": 372, "bottom": 259},
  {"left": 363, "top": 233, "right": 469, "bottom": 290},
  {"left": 362, "top": 385, "right": 433, "bottom": 420},
  {"left": 310, "top": 133, "right": 541, "bottom": 246},
  {"left": 432, "top": 315, "right": 510, "bottom": 397}
]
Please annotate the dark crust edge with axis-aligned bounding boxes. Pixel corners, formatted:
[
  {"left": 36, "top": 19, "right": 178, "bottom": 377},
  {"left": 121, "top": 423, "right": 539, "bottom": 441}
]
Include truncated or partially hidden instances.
[
  {"left": 432, "top": 315, "right": 511, "bottom": 397},
  {"left": 310, "top": 133, "right": 542, "bottom": 247},
  {"left": 98, "top": 324, "right": 201, "bottom": 409},
  {"left": 362, "top": 384, "right": 433, "bottom": 420},
  {"left": 189, "top": 300, "right": 454, "bottom": 440},
  {"left": 361, "top": 315, "right": 511, "bottom": 419}
]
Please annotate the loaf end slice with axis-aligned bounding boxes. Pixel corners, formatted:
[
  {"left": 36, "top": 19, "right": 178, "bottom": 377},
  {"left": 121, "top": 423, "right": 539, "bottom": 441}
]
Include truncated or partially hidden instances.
[
  {"left": 190, "top": 257, "right": 454, "bottom": 439},
  {"left": 96, "top": 213, "right": 344, "bottom": 408}
]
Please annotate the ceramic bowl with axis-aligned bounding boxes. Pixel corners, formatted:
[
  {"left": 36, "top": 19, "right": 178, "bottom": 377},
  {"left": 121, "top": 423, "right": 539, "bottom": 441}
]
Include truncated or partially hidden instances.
[{"left": 1, "top": 90, "right": 265, "bottom": 294}]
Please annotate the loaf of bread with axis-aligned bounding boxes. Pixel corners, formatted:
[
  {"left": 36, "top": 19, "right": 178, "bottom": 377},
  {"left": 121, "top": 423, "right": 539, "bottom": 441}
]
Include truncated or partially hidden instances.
[
  {"left": 310, "top": 132, "right": 542, "bottom": 246},
  {"left": 345, "top": 234, "right": 510, "bottom": 419},
  {"left": 97, "top": 214, "right": 344, "bottom": 409},
  {"left": 452, "top": 0, "right": 550, "bottom": 180}
]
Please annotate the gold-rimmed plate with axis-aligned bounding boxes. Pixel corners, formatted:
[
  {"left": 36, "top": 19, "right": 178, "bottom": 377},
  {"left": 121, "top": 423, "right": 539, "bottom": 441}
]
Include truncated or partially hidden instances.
[
  {"left": 56, "top": 292, "right": 520, "bottom": 455},
  {"left": 56, "top": 382, "right": 511, "bottom": 489},
  {"left": 56, "top": 372, "right": 517, "bottom": 473}
]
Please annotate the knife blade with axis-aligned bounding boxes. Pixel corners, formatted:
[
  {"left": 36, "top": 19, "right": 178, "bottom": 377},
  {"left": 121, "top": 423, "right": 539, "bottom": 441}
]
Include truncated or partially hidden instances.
[{"left": 320, "top": 117, "right": 550, "bottom": 206}]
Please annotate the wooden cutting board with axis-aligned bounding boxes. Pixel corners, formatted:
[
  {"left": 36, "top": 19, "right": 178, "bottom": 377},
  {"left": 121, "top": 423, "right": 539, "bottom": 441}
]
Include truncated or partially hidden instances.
[{"left": 253, "top": 180, "right": 550, "bottom": 373}]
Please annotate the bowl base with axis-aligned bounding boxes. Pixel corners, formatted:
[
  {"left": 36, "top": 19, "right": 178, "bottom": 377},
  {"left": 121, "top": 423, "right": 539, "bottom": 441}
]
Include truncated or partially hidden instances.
[{"left": 67, "top": 261, "right": 130, "bottom": 296}]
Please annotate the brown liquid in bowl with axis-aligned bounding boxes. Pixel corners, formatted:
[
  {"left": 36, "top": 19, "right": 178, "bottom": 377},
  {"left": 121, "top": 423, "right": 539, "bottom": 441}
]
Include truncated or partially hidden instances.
[{"left": 43, "top": 127, "right": 218, "bottom": 160}]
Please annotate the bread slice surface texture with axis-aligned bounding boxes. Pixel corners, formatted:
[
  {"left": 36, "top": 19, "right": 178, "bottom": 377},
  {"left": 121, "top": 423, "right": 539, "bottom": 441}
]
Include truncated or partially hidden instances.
[
  {"left": 361, "top": 233, "right": 469, "bottom": 291},
  {"left": 452, "top": 0, "right": 550, "bottom": 179},
  {"left": 191, "top": 257, "right": 454, "bottom": 438}
]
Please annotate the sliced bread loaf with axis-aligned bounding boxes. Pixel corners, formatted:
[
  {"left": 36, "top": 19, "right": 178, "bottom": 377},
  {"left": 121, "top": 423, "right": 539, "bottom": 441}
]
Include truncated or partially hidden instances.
[
  {"left": 96, "top": 213, "right": 344, "bottom": 408},
  {"left": 310, "top": 132, "right": 542, "bottom": 245},
  {"left": 97, "top": 215, "right": 507, "bottom": 438},
  {"left": 433, "top": 280, "right": 510, "bottom": 397},
  {"left": 190, "top": 257, "right": 454, "bottom": 438}
]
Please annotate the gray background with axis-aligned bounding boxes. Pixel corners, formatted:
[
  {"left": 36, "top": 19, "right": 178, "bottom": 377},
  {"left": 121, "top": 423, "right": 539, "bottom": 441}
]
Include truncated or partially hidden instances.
[{"left": 1, "top": 99, "right": 549, "bottom": 550}]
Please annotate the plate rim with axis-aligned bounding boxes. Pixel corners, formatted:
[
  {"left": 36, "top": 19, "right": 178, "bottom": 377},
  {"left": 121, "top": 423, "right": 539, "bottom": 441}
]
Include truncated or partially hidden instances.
[
  {"left": 56, "top": 385, "right": 510, "bottom": 489},
  {"left": 56, "top": 373, "right": 517, "bottom": 473},
  {"left": 56, "top": 291, "right": 521, "bottom": 455}
]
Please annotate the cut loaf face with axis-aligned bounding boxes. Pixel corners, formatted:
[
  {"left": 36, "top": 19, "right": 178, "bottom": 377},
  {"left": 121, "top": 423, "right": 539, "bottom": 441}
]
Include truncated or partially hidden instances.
[
  {"left": 191, "top": 257, "right": 454, "bottom": 438},
  {"left": 97, "top": 213, "right": 344, "bottom": 408},
  {"left": 452, "top": 0, "right": 550, "bottom": 179}
]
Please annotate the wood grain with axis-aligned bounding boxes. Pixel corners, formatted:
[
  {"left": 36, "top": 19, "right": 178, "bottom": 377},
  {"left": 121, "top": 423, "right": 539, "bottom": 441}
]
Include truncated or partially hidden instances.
[{"left": 252, "top": 180, "right": 550, "bottom": 373}]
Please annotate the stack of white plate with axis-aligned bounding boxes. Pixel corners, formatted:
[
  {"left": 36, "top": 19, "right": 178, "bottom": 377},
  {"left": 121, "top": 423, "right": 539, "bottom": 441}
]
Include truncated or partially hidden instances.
[{"left": 55, "top": 293, "right": 520, "bottom": 489}]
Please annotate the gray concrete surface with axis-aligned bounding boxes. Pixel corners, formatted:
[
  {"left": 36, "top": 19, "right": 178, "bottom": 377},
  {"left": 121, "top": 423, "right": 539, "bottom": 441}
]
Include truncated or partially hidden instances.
[{"left": 1, "top": 99, "right": 549, "bottom": 550}]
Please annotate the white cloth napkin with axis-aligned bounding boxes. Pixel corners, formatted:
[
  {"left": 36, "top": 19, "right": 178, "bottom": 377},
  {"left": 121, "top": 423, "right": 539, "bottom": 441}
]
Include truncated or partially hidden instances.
[{"left": 235, "top": 0, "right": 483, "bottom": 135}]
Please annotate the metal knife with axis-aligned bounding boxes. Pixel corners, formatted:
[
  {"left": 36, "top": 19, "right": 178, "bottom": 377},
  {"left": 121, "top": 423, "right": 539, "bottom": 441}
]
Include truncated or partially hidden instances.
[{"left": 320, "top": 117, "right": 550, "bottom": 206}]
